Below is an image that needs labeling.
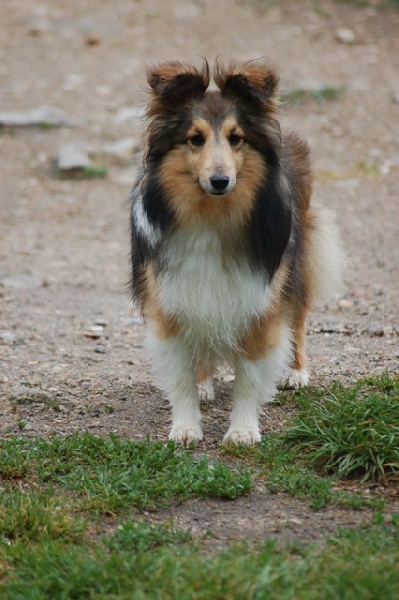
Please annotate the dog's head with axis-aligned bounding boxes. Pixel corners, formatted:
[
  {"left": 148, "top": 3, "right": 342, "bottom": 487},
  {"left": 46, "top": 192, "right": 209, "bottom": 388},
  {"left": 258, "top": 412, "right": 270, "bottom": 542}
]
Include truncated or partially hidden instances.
[{"left": 145, "top": 60, "right": 280, "bottom": 199}]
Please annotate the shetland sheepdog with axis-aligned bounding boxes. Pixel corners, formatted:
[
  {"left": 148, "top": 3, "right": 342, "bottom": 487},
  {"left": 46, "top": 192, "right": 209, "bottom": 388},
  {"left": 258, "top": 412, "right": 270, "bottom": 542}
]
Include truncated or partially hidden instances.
[{"left": 130, "top": 60, "right": 344, "bottom": 445}]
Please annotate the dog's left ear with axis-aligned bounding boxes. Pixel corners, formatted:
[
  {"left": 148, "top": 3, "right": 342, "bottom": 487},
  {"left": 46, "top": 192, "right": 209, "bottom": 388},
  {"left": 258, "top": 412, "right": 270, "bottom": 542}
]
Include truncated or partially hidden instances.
[
  {"left": 214, "top": 61, "right": 279, "bottom": 106},
  {"left": 147, "top": 61, "right": 210, "bottom": 103}
]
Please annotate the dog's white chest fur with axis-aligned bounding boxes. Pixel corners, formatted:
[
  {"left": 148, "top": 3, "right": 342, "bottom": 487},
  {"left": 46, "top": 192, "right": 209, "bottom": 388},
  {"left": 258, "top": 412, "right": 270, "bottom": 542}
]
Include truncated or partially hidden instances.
[{"left": 159, "top": 226, "right": 270, "bottom": 355}]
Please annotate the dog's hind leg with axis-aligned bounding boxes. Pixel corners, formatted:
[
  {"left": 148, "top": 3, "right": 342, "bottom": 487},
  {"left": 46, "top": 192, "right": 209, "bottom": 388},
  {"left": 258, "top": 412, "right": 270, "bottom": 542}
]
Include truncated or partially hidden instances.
[
  {"left": 198, "top": 378, "right": 215, "bottom": 403},
  {"left": 279, "top": 308, "right": 309, "bottom": 390},
  {"left": 197, "top": 363, "right": 215, "bottom": 403}
]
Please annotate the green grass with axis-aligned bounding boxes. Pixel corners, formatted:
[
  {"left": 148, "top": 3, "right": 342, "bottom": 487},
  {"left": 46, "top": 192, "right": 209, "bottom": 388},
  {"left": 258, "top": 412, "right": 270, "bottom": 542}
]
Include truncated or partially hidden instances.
[
  {"left": 1, "top": 375, "right": 398, "bottom": 597},
  {"left": 224, "top": 435, "right": 383, "bottom": 511},
  {"left": 1, "top": 515, "right": 399, "bottom": 599},
  {"left": 258, "top": 436, "right": 376, "bottom": 510},
  {"left": 0, "top": 490, "right": 86, "bottom": 544},
  {"left": 55, "top": 165, "right": 108, "bottom": 179},
  {"left": 281, "top": 85, "right": 345, "bottom": 105},
  {"left": 0, "top": 433, "right": 252, "bottom": 515}
]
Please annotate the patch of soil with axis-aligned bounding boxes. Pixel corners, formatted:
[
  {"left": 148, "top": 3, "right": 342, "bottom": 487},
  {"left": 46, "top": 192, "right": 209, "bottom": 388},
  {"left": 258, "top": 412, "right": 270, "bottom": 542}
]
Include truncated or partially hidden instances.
[
  {"left": 1, "top": 0, "right": 398, "bottom": 543},
  {"left": 148, "top": 492, "right": 376, "bottom": 548}
]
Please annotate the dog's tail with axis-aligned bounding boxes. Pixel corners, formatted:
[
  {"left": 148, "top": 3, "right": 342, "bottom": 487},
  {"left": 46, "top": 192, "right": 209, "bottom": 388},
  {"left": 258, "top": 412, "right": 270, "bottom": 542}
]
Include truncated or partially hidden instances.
[{"left": 306, "top": 204, "right": 346, "bottom": 305}]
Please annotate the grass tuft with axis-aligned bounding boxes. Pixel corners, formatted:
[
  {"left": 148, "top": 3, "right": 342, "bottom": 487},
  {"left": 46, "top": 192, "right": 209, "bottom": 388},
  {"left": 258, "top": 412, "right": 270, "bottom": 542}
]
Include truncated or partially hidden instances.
[
  {"left": 0, "top": 490, "right": 86, "bottom": 544},
  {"left": 104, "top": 520, "right": 192, "bottom": 553},
  {"left": 282, "top": 376, "right": 399, "bottom": 482},
  {"left": 254, "top": 435, "right": 381, "bottom": 510},
  {"left": 281, "top": 85, "right": 345, "bottom": 105}
]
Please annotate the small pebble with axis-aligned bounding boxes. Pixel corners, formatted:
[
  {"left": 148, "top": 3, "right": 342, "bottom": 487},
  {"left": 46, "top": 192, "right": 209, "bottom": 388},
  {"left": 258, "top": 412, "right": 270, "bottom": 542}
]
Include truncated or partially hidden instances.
[
  {"left": 339, "top": 299, "right": 354, "bottom": 309},
  {"left": 83, "top": 326, "right": 104, "bottom": 339},
  {"left": 0, "top": 331, "right": 16, "bottom": 343},
  {"left": 335, "top": 28, "right": 355, "bottom": 44},
  {"left": 285, "top": 518, "right": 303, "bottom": 526},
  {"left": 63, "top": 73, "right": 84, "bottom": 91},
  {"left": 57, "top": 143, "right": 90, "bottom": 171},
  {"left": 1, "top": 274, "right": 44, "bottom": 289},
  {"left": 367, "top": 326, "right": 384, "bottom": 337}
]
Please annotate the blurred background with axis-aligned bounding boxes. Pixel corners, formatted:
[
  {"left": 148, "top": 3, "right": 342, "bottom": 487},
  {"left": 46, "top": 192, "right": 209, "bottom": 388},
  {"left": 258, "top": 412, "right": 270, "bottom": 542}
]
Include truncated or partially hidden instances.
[{"left": 0, "top": 0, "right": 398, "bottom": 438}]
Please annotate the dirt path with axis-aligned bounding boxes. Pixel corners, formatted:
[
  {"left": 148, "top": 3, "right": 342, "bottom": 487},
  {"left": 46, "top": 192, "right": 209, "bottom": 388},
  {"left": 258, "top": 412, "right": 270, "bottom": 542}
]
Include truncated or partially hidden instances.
[{"left": 1, "top": 0, "right": 398, "bottom": 543}]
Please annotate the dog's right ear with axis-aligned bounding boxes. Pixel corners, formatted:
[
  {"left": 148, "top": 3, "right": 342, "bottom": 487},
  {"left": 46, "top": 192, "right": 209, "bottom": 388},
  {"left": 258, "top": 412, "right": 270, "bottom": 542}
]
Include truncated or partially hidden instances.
[{"left": 147, "top": 61, "right": 210, "bottom": 103}]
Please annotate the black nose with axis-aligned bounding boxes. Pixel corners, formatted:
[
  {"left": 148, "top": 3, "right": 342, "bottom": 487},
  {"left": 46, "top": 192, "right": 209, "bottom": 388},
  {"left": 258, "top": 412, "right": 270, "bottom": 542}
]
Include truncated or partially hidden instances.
[{"left": 209, "top": 175, "right": 230, "bottom": 191}]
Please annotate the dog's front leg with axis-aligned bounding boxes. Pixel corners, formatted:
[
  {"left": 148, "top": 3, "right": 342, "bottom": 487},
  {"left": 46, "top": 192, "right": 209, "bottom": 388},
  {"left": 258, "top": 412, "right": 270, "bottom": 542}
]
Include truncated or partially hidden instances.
[
  {"left": 223, "top": 357, "right": 265, "bottom": 445},
  {"left": 224, "top": 329, "right": 291, "bottom": 445},
  {"left": 146, "top": 330, "right": 203, "bottom": 444}
]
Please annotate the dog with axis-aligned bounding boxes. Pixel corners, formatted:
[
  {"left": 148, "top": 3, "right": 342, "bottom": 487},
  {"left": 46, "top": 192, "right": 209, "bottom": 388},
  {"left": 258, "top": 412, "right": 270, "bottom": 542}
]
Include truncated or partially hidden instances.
[{"left": 130, "top": 59, "right": 344, "bottom": 445}]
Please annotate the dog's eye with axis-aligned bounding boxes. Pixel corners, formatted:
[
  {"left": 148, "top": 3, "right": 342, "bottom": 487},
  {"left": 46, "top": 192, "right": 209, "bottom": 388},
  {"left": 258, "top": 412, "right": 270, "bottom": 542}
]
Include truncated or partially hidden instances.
[
  {"left": 229, "top": 133, "right": 242, "bottom": 146},
  {"left": 189, "top": 134, "right": 205, "bottom": 147}
]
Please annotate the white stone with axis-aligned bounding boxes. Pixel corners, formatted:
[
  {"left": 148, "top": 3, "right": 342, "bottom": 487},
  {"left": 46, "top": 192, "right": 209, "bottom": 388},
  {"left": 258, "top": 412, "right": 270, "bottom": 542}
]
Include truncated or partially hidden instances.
[
  {"left": 0, "top": 106, "right": 80, "bottom": 127},
  {"left": 57, "top": 143, "right": 90, "bottom": 170},
  {"left": 335, "top": 28, "right": 355, "bottom": 44}
]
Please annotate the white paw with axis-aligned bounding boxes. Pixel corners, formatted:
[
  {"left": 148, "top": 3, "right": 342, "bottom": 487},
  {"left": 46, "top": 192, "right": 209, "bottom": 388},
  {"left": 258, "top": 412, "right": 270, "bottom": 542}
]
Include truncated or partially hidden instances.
[
  {"left": 198, "top": 378, "right": 215, "bottom": 403},
  {"left": 169, "top": 425, "right": 203, "bottom": 445},
  {"left": 278, "top": 368, "right": 309, "bottom": 390},
  {"left": 223, "top": 427, "right": 261, "bottom": 445}
]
